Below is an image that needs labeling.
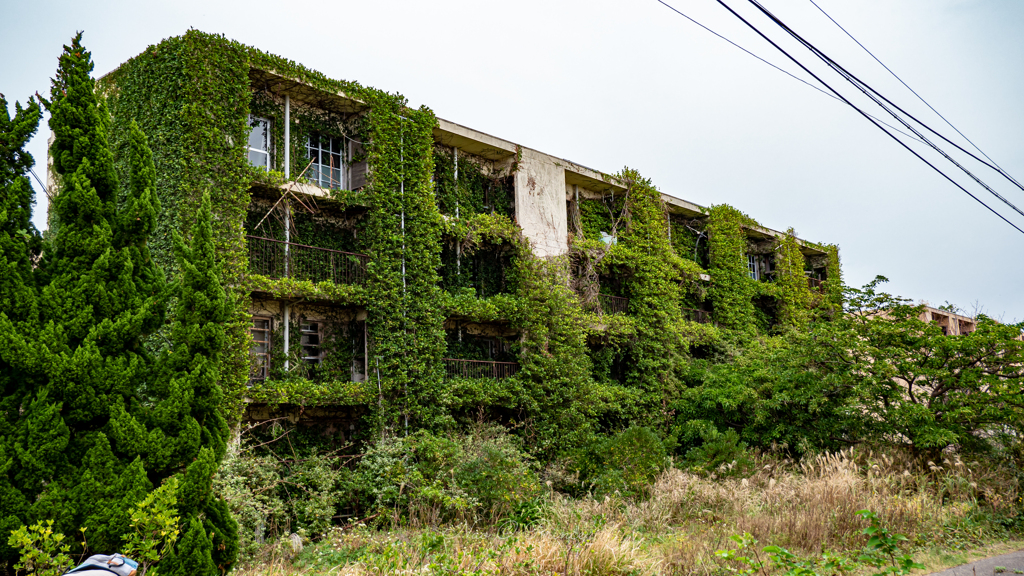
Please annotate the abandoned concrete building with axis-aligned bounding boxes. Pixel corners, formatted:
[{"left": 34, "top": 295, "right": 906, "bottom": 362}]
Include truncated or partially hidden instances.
[
  {"left": 86, "top": 31, "right": 842, "bottom": 431},
  {"left": 918, "top": 305, "right": 977, "bottom": 336}
]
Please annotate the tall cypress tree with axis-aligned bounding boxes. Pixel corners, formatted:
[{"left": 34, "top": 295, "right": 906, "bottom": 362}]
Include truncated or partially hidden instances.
[
  {"left": 14, "top": 31, "right": 165, "bottom": 553},
  {"left": 0, "top": 94, "right": 43, "bottom": 564},
  {"left": 112, "top": 191, "right": 238, "bottom": 573},
  {"left": 1, "top": 36, "right": 237, "bottom": 575}
]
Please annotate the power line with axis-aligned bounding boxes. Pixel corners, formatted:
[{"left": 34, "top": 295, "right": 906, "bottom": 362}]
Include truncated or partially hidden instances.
[
  {"left": 750, "top": 0, "right": 1024, "bottom": 197},
  {"left": 654, "top": 0, "right": 830, "bottom": 98},
  {"left": 653, "top": 0, "right": 928, "bottom": 145},
  {"left": 806, "top": 0, "right": 1004, "bottom": 170},
  {"left": 743, "top": 0, "right": 1024, "bottom": 222},
  {"left": 710, "top": 0, "right": 1024, "bottom": 236}
]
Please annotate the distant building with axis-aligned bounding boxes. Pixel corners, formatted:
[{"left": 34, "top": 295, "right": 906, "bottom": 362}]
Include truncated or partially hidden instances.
[{"left": 918, "top": 306, "right": 976, "bottom": 336}]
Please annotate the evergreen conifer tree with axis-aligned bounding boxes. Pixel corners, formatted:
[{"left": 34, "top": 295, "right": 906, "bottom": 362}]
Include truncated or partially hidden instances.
[
  {"left": 1, "top": 35, "right": 238, "bottom": 573},
  {"left": 117, "top": 191, "right": 238, "bottom": 574},
  {"left": 0, "top": 93, "right": 43, "bottom": 563},
  {"left": 16, "top": 31, "right": 166, "bottom": 554}
]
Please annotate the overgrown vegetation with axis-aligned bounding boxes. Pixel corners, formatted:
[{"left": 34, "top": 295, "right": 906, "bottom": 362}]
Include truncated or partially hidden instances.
[
  {"left": 1, "top": 34, "right": 236, "bottom": 573},
  {"left": 226, "top": 441, "right": 1022, "bottom": 576},
  {"left": 3, "top": 27, "right": 1023, "bottom": 576}
]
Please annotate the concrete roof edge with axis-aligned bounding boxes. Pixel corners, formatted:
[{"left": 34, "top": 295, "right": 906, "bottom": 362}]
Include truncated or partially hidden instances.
[{"left": 249, "top": 67, "right": 366, "bottom": 111}]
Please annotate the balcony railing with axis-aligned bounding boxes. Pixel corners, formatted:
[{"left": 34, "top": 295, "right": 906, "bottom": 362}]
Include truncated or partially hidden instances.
[
  {"left": 443, "top": 358, "right": 520, "bottom": 379},
  {"left": 247, "top": 235, "right": 369, "bottom": 285},
  {"left": 807, "top": 277, "right": 825, "bottom": 292},
  {"left": 682, "top": 307, "right": 712, "bottom": 324},
  {"left": 598, "top": 294, "right": 629, "bottom": 315}
]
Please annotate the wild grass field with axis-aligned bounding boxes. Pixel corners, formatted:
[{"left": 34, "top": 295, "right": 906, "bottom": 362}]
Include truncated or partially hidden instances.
[{"left": 229, "top": 445, "right": 1023, "bottom": 576}]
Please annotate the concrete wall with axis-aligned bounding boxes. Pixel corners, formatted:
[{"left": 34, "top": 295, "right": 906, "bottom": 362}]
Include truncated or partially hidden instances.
[{"left": 514, "top": 147, "right": 568, "bottom": 258}]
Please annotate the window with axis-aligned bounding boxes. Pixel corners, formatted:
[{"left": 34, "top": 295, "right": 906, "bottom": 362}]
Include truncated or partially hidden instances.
[
  {"left": 300, "top": 321, "right": 322, "bottom": 365},
  {"left": 251, "top": 316, "right": 271, "bottom": 382},
  {"left": 747, "top": 254, "right": 759, "bottom": 281},
  {"left": 247, "top": 116, "right": 271, "bottom": 170},
  {"left": 307, "top": 133, "right": 345, "bottom": 189}
]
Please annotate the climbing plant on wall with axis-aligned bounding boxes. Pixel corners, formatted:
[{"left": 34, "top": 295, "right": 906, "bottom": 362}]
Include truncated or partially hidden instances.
[
  {"left": 92, "top": 29, "right": 857, "bottom": 466},
  {"left": 597, "top": 169, "right": 709, "bottom": 428},
  {"left": 706, "top": 205, "right": 758, "bottom": 334}
]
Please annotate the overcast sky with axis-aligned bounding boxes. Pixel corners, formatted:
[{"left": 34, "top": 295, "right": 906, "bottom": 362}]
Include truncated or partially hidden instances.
[{"left": 3, "top": 0, "right": 1022, "bottom": 320}]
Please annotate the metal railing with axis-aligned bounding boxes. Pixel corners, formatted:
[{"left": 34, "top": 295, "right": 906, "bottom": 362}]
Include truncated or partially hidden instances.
[
  {"left": 682, "top": 307, "right": 712, "bottom": 324},
  {"left": 246, "top": 235, "right": 369, "bottom": 285},
  {"left": 598, "top": 294, "right": 629, "bottom": 315},
  {"left": 807, "top": 277, "right": 825, "bottom": 292},
  {"left": 443, "top": 358, "right": 520, "bottom": 379}
]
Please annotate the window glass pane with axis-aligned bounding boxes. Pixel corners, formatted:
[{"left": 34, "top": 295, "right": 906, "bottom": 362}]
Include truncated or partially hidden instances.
[
  {"left": 248, "top": 117, "right": 268, "bottom": 151},
  {"left": 248, "top": 150, "right": 268, "bottom": 168},
  {"left": 247, "top": 117, "right": 270, "bottom": 169}
]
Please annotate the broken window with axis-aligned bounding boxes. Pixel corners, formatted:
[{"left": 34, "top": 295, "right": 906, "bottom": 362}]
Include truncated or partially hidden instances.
[
  {"left": 247, "top": 116, "right": 271, "bottom": 170},
  {"left": 307, "top": 133, "right": 345, "bottom": 189},
  {"left": 349, "top": 321, "right": 367, "bottom": 382},
  {"left": 300, "top": 321, "right": 322, "bottom": 365},
  {"left": 251, "top": 316, "right": 272, "bottom": 382}
]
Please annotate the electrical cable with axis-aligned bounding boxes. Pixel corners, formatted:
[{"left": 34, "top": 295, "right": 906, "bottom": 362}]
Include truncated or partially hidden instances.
[
  {"left": 711, "top": 0, "right": 1024, "bottom": 236},
  {"left": 749, "top": 0, "right": 1024, "bottom": 197},
  {"left": 806, "top": 0, "right": 1005, "bottom": 171},
  {"left": 743, "top": 0, "right": 1024, "bottom": 221},
  {"left": 653, "top": 0, "right": 928, "bottom": 145}
]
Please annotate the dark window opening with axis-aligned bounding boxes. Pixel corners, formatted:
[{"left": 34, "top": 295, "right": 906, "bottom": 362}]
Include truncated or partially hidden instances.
[
  {"left": 444, "top": 329, "right": 515, "bottom": 363},
  {"left": 588, "top": 342, "right": 628, "bottom": 386},
  {"left": 300, "top": 321, "right": 322, "bottom": 366},
  {"left": 440, "top": 240, "right": 515, "bottom": 298}
]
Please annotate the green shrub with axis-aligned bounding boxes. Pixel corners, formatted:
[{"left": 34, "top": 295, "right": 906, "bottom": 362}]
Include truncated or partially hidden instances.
[
  {"left": 683, "top": 428, "right": 754, "bottom": 478},
  {"left": 590, "top": 427, "right": 667, "bottom": 498},
  {"left": 6, "top": 521, "right": 75, "bottom": 576},
  {"left": 213, "top": 433, "right": 356, "bottom": 560},
  {"left": 357, "top": 424, "right": 541, "bottom": 525}
]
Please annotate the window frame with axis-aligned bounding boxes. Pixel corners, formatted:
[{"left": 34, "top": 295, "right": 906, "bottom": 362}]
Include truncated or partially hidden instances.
[
  {"left": 247, "top": 116, "right": 272, "bottom": 170},
  {"left": 251, "top": 316, "right": 272, "bottom": 383},
  {"left": 306, "top": 132, "right": 346, "bottom": 190},
  {"left": 300, "top": 320, "right": 323, "bottom": 366}
]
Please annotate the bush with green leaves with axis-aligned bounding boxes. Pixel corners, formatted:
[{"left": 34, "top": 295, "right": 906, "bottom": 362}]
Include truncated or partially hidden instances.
[
  {"left": 682, "top": 427, "right": 755, "bottom": 478},
  {"left": 6, "top": 521, "right": 76, "bottom": 576},
  {"left": 584, "top": 426, "right": 668, "bottom": 498},
  {"left": 358, "top": 424, "right": 541, "bottom": 525},
  {"left": 213, "top": 431, "right": 357, "bottom": 560},
  {"left": 121, "top": 478, "right": 180, "bottom": 576}
]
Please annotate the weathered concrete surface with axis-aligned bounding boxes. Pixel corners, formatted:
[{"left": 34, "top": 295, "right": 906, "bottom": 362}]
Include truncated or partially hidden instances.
[
  {"left": 515, "top": 147, "right": 568, "bottom": 258},
  {"left": 927, "top": 549, "right": 1024, "bottom": 576}
]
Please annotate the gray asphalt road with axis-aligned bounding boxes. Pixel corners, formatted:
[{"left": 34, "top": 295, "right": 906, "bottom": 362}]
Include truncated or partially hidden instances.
[{"left": 928, "top": 549, "right": 1024, "bottom": 576}]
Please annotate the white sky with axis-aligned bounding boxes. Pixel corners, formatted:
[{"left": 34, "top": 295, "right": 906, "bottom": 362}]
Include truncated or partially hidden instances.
[{"left": 3, "top": 0, "right": 1022, "bottom": 320}]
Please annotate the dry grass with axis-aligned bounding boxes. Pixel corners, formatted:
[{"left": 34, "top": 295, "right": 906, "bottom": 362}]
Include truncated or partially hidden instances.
[{"left": 235, "top": 447, "right": 1021, "bottom": 576}]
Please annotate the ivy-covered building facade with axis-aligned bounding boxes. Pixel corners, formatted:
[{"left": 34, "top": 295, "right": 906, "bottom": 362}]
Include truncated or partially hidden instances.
[{"left": 83, "top": 30, "right": 842, "bottom": 452}]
